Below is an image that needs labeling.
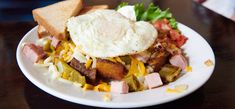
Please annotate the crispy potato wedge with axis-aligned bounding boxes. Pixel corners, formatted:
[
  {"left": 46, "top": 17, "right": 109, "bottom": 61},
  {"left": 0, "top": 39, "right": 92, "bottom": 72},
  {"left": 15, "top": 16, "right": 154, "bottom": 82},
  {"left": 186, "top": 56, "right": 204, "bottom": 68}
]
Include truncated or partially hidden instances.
[{"left": 96, "top": 59, "right": 126, "bottom": 80}]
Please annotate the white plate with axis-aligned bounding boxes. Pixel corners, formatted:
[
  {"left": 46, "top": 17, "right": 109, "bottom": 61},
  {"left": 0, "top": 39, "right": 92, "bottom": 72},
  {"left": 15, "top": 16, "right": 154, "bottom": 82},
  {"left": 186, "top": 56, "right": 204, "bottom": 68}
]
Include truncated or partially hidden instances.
[{"left": 16, "top": 23, "right": 215, "bottom": 108}]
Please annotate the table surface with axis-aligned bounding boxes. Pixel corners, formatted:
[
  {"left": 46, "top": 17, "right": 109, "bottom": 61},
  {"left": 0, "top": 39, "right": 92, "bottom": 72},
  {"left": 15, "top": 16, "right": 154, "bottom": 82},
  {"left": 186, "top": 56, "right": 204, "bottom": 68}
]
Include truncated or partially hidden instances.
[{"left": 1, "top": 0, "right": 235, "bottom": 109}]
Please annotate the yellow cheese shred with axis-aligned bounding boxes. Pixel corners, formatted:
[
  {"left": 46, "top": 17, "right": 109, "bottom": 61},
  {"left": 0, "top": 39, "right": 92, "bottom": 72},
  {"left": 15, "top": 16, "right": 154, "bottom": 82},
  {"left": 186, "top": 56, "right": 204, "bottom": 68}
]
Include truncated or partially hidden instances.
[
  {"left": 85, "top": 59, "right": 92, "bottom": 68},
  {"left": 127, "top": 57, "right": 139, "bottom": 76},
  {"left": 94, "top": 83, "right": 110, "bottom": 92},
  {"left": 166, "top": 84, "right": 188, "bottom": 93},
  {"left": 138, "top": 61, "right": 147, "bottom": 76},
  {"left": 83, "top": 84, "right": 94, "bottom": 91},
  {"left": 185, "top": 66, "right": 192, "bottom": 72},
  {"left": 60, "top": 41, "right": 75, "bottom": 62},
  {"left": 103, "top": 93, "right": 112, "bottom": 102},
  {"left": 115, "top": 57, "right": 125, "bottom": 64},
  {"left": 127, "top": 57, "right": 147, "bottom": 77},
  {"left": 107, "top": 57, "right": 117, "bottom": 63},
  {"left": 204, "top": 59, "right": 213, "bottom": 67}
]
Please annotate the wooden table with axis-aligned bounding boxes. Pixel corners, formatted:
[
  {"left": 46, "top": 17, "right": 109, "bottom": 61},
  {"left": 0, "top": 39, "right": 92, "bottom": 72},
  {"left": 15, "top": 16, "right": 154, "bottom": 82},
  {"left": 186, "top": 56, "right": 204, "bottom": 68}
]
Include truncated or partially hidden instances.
[{"left": 0, "top": 0, "right": 235, "bottom": 109}]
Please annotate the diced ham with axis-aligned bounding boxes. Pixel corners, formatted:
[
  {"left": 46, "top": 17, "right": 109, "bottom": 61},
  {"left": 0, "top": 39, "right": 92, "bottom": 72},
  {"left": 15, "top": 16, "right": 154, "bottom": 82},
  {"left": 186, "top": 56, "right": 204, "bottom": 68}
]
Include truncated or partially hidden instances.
[
  {"left": 144, "top": 73, "right": 163, "bottom": 89},
  {"left": 51, "top": 36, "right": 60, "bottom": 48},
  {"left": 111, "top": 81, "right": 129, "bottom": 94},
  {"left": 169, "top": 54, "right": 188, "bottom": 69},
  {"left": 23, "top": 43, "right": 46, "bottom": 63}
]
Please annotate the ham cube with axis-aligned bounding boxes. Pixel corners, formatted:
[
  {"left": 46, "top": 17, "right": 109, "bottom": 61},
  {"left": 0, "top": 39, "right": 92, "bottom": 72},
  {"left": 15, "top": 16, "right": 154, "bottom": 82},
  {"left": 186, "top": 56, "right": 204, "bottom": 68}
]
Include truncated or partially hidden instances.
[
  {"left": 23, "top": 43, "right": 46, "bottom": 63},
  {"left": 51, "top": 36, "right": 60, "bottom": 48},
  {"left": 145, "top": 73, "right": 163, "bottom": 89},
  {"left": 111, "top": 81, "right": 129, "bottom": 94},
  {"left": 169, "top": 54, "right": 188, "bottom": 70}
]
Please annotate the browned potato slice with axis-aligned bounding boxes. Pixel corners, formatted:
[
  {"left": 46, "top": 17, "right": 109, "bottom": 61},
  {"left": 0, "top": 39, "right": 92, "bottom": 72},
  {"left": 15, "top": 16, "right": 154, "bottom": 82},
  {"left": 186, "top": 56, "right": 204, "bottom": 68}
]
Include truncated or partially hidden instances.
[{"left": 96, "top": 59, "right": 126, "bottom": 80}]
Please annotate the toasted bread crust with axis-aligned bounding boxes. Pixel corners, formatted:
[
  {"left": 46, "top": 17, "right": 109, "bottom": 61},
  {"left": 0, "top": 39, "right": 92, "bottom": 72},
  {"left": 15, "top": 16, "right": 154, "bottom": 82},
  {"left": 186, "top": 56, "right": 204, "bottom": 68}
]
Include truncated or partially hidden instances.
[
  {"left": 79, "top": 5, "right": 109, "bottom": 15},
  {"left": 32, "top": 0, "right": 83, "bottom": 40},
  {"left": 33, "top": 0, "right": 109, "bottom": 40},
  {"left": 37, "top": 25, "right": 50, "bottom": 39}
]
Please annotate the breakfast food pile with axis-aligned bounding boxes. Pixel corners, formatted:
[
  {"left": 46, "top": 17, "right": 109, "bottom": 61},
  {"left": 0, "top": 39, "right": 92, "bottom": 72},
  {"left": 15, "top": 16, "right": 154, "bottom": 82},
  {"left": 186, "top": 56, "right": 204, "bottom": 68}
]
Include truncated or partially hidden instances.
[{"left": 22, "top": 0, "right": 188, "bottom": 94}]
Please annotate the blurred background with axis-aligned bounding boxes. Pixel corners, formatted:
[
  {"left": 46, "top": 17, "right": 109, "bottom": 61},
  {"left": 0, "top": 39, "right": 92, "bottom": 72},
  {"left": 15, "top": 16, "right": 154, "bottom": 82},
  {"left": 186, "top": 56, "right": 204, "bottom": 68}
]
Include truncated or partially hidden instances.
[
  {"left": 0, "top": 0, "right": 234, "bottom": 22},
  {"left": 0, "top": 0, "right": 153, "bottom": 22},
  {"left": 0, "top": 0, "right": 60, "bottom": 21}
]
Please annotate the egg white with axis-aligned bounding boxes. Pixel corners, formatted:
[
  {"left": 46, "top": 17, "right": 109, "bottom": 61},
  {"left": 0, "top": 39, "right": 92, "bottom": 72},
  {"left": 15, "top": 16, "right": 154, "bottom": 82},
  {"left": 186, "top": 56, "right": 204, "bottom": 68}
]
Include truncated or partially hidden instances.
[{"left": 67, "top": 10, "right": 157, "bottom": 58}]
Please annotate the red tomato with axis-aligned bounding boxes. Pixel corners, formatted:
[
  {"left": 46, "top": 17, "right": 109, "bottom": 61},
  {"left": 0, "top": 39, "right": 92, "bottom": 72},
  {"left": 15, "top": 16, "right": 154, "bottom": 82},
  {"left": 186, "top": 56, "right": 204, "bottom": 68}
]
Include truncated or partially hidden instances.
[
  {"left": 153, "top": 19, "right": 171, "bottom": 33},
  {"left": 176, "top": 35, "right": 188, "bottom": 47}
]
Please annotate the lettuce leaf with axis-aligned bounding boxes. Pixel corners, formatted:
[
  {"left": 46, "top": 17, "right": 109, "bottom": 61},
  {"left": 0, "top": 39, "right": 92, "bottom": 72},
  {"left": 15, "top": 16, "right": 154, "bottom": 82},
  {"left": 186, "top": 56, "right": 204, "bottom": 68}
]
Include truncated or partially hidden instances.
[
  {"left": 116, "top": 2, "right": 128, "bottom": 10},
  {"left": 135, "top": 3, "right": 178, "bottom": 29},
  {"left": 117, "top": 2, "right": 178, "bottom": 29},
  {"left": 134, "top": 3, "right": 145, "bottom": 21}
]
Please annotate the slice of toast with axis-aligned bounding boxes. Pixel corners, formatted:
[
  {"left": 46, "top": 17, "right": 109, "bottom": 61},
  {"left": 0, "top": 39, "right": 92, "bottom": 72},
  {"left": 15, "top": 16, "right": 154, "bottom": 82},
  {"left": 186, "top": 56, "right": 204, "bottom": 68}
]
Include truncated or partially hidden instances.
[
  {"left": 35, "top": 4, "right": 108, "bottom": 39},
  {"left": 37, "top": 25, "right": 50, "bottom": 38},
  {"left": 79, "top": 5, "right": 109, "bottom": 15},
  {"left": 33, "top": 0, "right": 83, "bottom": 40}
]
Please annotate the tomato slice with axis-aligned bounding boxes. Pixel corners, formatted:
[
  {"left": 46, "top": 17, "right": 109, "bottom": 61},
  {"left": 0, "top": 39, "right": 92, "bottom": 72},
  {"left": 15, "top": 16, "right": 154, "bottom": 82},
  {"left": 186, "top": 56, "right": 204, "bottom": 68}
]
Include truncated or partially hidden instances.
[{"left": 176, "top": 35, "right": 187, "bottom": 47}]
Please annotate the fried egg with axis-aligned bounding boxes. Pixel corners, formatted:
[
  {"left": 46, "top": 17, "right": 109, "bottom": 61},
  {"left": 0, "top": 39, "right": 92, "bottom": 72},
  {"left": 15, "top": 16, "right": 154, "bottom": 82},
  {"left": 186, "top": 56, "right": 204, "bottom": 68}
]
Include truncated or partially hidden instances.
[
  {"left": 67, "top": 10, "right": 157, "bottom": 58},
  {"left": 117, "top": 5, "right": 136, "bottom": 21}
]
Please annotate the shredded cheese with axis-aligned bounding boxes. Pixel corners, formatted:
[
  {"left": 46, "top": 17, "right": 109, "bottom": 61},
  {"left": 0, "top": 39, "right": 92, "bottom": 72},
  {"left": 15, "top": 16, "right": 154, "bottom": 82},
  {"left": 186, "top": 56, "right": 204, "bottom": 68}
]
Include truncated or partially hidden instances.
[
  {"left": 127, "top": 57, "right": 138, "bottom": 76},
  {"left": 83, "top": 84, "right": 94, "bottom": 91},
  {"left": 94, "top": 83, "right": 110, "bottom": 92},
  {"left": 204, "top": 59, "right": 213, "bottom": 67},
  {"left": 138, "top": 61, "right": 147, "bottom": 76},
  {"left": 103, "top": 93, "right": 112, "bottom": 102},
  {"left": 85, "top": 59, "right": 92, "bottom": 68},
  {"left": 115, "top": 57, "right": 125, "bottom": 64},
  {"left": 166, "top": 84, "right": 188, "bottom": 93},
  {"left": 175, "top": 84, "right": 188, "bottom": 92},
  {"left": 128, "top": 57, "right": 147, "bottom": 77},
  {"left": 185, "top": 66, "right": 192, "bottom": 72},
  {"left": 60, "top": 42, "right": 75, "bottom": 62},
  {"left": 107, "top": 57, "right": 117, "bottom": 63},
  {"left": 166, "top": 88, "right": 181, "bottom": 93}
]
